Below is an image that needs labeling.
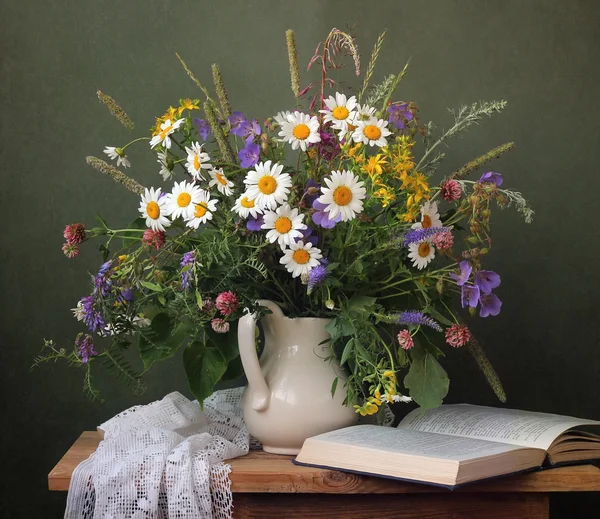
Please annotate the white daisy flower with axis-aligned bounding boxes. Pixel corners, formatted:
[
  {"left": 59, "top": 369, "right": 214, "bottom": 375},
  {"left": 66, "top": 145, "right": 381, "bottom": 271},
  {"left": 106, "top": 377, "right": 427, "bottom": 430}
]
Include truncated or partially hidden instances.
[
  {"left": 280, "top": 240, "right": 322, "bottom": 278},
  {"left": 165, "top": 180, "right": 204, "bottom": 220},
  {"left": 232, "top": 192, "right": 263, "bottom": 219},
  {"left": 185, "top": 142, "right": 212, "bottom": 180},
  {"left": 157, "top": 151, "right": 173, "bottom": 181},
  {"left": 208, "top": 168, "right": 234, "bottom": 196},
  {"left": 273, "top": 110, "right": 291, "bottom": 126},
  {"left": 408, "top": 241, "right": 436, "bottom": 270},
  {"left": 317, "top": 170, "right": 367, "bottom": 222},
  {"left": 320, "top": 92, "right": 357, "bottom": 132},
  {"left": 103, "top": 146, "right": 131, "bottom": 168},
  {"left": 150, "top": 118, "right": 185, "bottom": 149},
  {"left": 353, "top": 103, "right": 377, "bottom": 122},
  {"left": 352, "top": 116, "right": 392, "bottom": 147},
  {"left": 244, "top": 160, "right": 292, "bottom": 210},
  {"left": 261, "top": 203, "right": 307, "bottom": 248},
  {"left": 411, "top": 201, "right": 442, "bottom": 230},
  {"left": 186, "top": 190, "right": 218, "bottom": 229},
  {"left": 278, "top": 111, "right": 321, "bottom": 151},
  {"left": 138, "top": 187, "right": 171, "bottom": 231}
]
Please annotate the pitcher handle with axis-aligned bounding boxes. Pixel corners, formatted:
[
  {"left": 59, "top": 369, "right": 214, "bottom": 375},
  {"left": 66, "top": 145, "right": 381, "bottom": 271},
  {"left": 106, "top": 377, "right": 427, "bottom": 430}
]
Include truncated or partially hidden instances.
[{"left": 238, "top": 300, "right": 284, "bottom": 411}]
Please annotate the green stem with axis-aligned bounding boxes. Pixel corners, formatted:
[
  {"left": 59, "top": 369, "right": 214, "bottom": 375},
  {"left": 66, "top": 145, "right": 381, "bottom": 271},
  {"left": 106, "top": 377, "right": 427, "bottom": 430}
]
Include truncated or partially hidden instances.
[{"left": 121, "top": 137, "right": 150, "bottom": 151}]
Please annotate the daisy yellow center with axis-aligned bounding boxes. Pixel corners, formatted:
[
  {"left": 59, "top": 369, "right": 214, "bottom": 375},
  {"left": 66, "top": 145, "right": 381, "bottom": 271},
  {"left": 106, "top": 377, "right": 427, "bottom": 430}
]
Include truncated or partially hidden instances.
[
  {"left": 363, "top": 124, "right": 382, "bottom": 141},
  {"left": 293, "top": 123, "right": 311, "bottom": 140},
  {"left": 258, "top": 175, "right": 277, "bottom": 195},
  {"left": 177, "top": 192, "right": 192, "bottom": 207},
  {"left": 333, "top": 185, "right": 353, "bottom": 206},
  {"left": 216, "top": 173, "right": 227, "bottom": 185},
  {"left": 422, "top": 215, "right": 432, "bottom": 228},
  {"left": 146, "top": 201, "right": 160, "bottom": 220},
  {"left": 274, "top": 216, "right": 292, "bottom": 234},
  {"left": 241, "top": 197, "right": 255, "bottom": 208},
  {"left": 418, "top": 242, "right": 431, "bottom": 258},
  {"left": 193, "top": 155, "right": 201, "bottom": 171},
  {"left": 332, "top": 106, "right": 349, "bottom": 120},
  {"left": 292, "top": 249, "right": 310, "bottom": 265},
  {"left": 194, "top": 202, "right": 209, "bottom": 218},
  {"left": 160, "top": 125, "right": 173, "bottom": 140}
]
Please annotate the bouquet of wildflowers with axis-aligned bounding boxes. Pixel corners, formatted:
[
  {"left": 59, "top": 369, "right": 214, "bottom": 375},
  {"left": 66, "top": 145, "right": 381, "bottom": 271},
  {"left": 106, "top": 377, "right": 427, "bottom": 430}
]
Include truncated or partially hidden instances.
[{"left": 38, "top": 28, "right": 533, "bottom": 413}]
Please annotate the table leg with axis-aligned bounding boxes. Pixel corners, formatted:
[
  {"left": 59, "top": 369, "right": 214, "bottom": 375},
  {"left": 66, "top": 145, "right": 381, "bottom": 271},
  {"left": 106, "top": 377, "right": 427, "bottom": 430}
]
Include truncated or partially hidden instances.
[{"left": 233, "top": 492, "right": 550, "bottom": 519}]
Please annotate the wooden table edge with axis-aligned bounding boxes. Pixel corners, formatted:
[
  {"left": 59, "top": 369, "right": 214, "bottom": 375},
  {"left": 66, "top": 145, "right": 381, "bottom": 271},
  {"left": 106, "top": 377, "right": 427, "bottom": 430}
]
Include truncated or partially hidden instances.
[{"left": 48, "top": 431, "right": 600, "bottom": 494}]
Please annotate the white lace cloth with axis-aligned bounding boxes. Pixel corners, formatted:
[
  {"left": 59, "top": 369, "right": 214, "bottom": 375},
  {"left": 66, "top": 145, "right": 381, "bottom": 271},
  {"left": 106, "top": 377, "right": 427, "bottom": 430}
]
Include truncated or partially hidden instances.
[{"left": 64, "top": 388, "right": 250, "bottom": 519}]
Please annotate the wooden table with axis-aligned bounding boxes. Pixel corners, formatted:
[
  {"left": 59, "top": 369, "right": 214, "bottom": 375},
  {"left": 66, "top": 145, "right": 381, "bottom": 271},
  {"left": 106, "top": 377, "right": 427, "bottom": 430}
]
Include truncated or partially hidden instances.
[{"left": 49, "top": 431, "right": 600, "bottom": 518}]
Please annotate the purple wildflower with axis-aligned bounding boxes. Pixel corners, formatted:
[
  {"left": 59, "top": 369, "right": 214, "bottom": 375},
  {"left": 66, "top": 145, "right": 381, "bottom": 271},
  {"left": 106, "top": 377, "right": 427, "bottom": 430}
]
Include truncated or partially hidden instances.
[
  {"left": 480, "top": 293, "right": 502, "bottom": 317},
  {"left": 193, "top": 118, "right": 210, "bottom": 140},
  {"left": 76, "top": 334, "right": 97, "bottom": 364},
  {"left": 234, "top": 119, "right": 261, "bottom": 142},
  {"left": 450, "top": 261, "right": 473, "bottom": 287},
  {"left": 228, "top": 111, "right": 246, "bottom": 133},
  {"left": 81, "top": 295, "right": 106, "bottom": 333},
  {"left": 307, "top": 264, "right": 328, "bottom": 291},
  {"left": 475, "top": 270, "right": 501, "bottom": 295},
  {"left": 315, "top": 131, "right": 340, "bottom": 161},
  {"left": 479, "top": 171, "right": 504, "bottom": 186},
  {"left": 117, "top": 287, "right": 134, "bottom": 304},
  {"left": 246, "top": 215, "right": 264, "bottom": 231},
  {"left": 94, "top": 261, "right": 113, "bottom": 297},
  {"left": 402, "top": 226, "right": 450, "bottom": 246},
  {"left": 461, "top": 284, "right": 481, "bottom": 308},
  {"left": 312, "top": 199, "right": 341, "bottom": 229},
  {"left": 239, "top": 142, "right": 260, "bottom": 168},
  {"left": 388, "top": 103, "right": 413, "bottom": 130},
  {"left": 180, "top": 251, "right": 196, "bottom": 291},
  {"left": 397, "top": 311, "right": 443, "bottom": 332}
]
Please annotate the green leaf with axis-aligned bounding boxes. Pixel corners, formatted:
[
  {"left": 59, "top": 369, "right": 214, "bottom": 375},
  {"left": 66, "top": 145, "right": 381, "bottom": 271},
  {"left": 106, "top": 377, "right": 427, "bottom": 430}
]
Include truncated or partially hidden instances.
[
  {"left": 331, "top": 376, "right": 339, "bottom": 398},
  {"left": 95, "top": 214, "right": 109, "bottom": 229},
  {"left": 140, "top": 281, "right": 163, "bottom": 292},
  {"left": 426, "top": 307, "right": 454, "bottom": 327},
  {"left": 347, "top": 295, "right": 377, "bottom": 313},
  {"left": 138, "top": 313, "right": 190, "bottom": 370},
  {"left": 221, "top": 355, "right": 245, "bottom": 381},
  {"left": 325, "top": 319, "right": 340, "bottom": 341},
  {"left": 340, "top": 338, "right": 354, "bottom": 366},
  {"left": 354, "top": 260, "right": 364, "bottom": 274},
  {"left": 195, "top": 289, "right": 203, "bottom": 310},
  {"left": 404, "top": 345, "right": 449, "bottom": 411},
  {"left": 183, "top": 338, "right": 228, "bottom": 405},
  {"left": 99, "top": 244, "right": 110, "bottom": 262}
]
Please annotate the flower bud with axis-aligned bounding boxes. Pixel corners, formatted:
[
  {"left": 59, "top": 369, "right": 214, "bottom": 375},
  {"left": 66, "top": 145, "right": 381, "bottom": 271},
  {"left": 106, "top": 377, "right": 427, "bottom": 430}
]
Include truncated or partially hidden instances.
[{"left": 325, "top": 299, "right": 335, "bottom": 310}]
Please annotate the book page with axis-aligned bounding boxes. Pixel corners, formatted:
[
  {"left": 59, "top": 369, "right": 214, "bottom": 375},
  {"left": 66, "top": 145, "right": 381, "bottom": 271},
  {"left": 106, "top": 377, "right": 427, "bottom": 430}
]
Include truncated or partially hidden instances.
[
  {"left": 308, "top": 425, "right": 525, "bottom": 462},
  {"left": 398, "top": 404, "right": 600, "bottom": 450}
]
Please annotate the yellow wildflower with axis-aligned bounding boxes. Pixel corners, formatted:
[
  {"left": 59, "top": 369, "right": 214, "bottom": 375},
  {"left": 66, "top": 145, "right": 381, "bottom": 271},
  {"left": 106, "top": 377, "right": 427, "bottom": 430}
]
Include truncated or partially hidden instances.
[
  {"left": 354, "top": 401, "right": 380, "bottom": 416},
  {"left": 383, "top": 370, "right": 396, "bottom": 381},
  {"left": 373, "top": 187, "right": 396, "bottom": 207},
  {"left": 178, "top": 98, "right": 200, "bottom": 114},
  {"left": 152, "top": 106, "right": 180, "bottom": 136},
  {"left": 347, "top": 143, "right": 363, "bottom": 158},
  {"left": 364, "top": 153, "right": 388, "bottom": 180}
]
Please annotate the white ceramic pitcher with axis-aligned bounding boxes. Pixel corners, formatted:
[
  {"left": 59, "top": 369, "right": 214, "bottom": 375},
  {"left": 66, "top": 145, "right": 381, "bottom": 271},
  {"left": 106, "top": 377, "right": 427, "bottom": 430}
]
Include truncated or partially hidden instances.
[{"left": 238, "top": 300, "right": 358, "bottom": 454}]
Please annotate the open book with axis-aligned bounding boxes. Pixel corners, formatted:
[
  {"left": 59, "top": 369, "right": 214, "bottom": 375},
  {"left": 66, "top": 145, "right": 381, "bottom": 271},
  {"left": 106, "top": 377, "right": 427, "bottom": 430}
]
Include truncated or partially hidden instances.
[{"left": 293, "top": 404, "right": 600, "bottom": 488}]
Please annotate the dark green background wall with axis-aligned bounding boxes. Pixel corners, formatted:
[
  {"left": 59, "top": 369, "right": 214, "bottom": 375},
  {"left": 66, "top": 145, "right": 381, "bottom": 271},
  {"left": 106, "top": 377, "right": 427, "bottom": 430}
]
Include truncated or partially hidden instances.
[{"left": 1, "top": 1, "right": 598, "bottom": 517}]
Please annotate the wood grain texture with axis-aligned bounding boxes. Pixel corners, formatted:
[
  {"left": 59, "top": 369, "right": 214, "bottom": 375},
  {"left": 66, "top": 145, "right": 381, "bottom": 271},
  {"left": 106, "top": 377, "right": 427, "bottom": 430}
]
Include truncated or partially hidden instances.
[
  {"left": 232, "top": 493, "right": 550, "bottom": 519},
  {"left": 48, "top": 431, "right": 600, "bottom": 494}
]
